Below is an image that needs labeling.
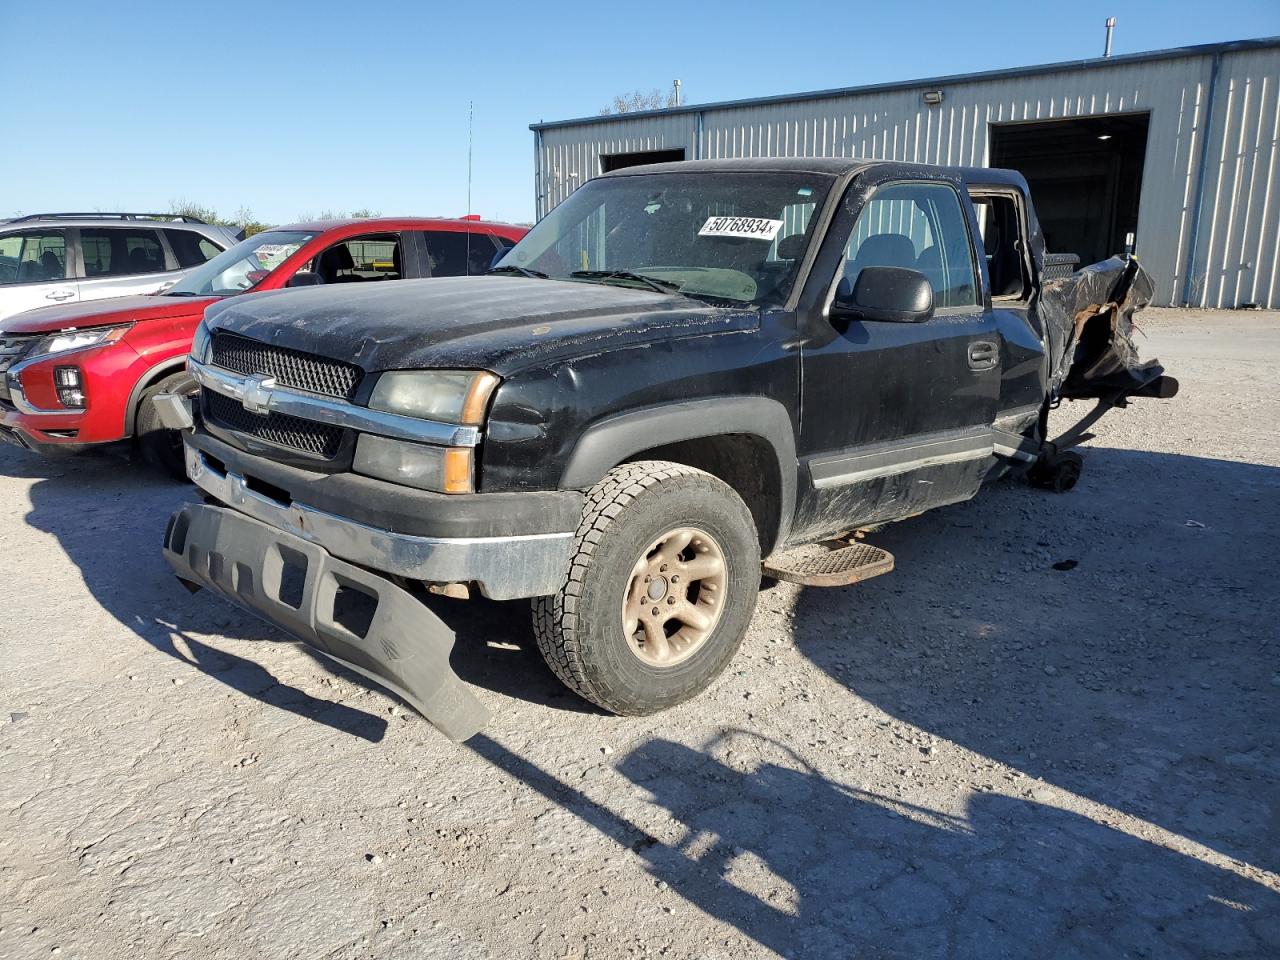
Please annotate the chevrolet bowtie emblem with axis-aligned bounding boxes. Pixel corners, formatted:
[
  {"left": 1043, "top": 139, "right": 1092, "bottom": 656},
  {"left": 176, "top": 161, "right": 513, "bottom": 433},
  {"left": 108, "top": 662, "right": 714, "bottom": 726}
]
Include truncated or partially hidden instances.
[{"left": 240, "top": 374, "right": 277, "bottom": 415}]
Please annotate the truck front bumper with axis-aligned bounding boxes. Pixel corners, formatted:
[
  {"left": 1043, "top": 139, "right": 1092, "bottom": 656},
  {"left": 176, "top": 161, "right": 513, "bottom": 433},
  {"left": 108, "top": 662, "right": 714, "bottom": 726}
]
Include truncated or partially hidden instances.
[
  {"left": 162, "top": 502, "right": 490, "bottom": 742},
  {"left": 184, "top": 442, "right": 576, "bottom": 601},
  {"left": 163, "top": 435, "right": 582, "bottom": 741}
]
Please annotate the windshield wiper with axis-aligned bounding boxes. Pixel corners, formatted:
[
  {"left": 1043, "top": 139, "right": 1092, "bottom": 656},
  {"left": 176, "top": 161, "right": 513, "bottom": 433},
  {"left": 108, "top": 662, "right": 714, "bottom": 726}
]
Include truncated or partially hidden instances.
[
  {"left": 164, "top": 291, "right": 205, "bottom": 297},
  {"left": 569, "top": 270, "right": 683, "bottom": 295},
  {"left": 488, "top": 264, "right": 549, "bottom": 279}
]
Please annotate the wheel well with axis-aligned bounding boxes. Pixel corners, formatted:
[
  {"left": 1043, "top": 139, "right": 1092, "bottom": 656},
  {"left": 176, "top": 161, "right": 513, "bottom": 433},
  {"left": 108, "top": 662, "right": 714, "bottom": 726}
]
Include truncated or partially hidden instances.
[
  {"left": 125, "top": 361, "right": 188, "bottom": 436},
  {"left": 624, "top": 434, "right": 782, "bottom": 553}
]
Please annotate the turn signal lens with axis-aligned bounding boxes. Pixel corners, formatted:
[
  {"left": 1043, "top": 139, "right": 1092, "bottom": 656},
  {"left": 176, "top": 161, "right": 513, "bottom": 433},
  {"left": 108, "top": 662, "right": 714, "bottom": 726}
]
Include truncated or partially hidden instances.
[{"left": 442, "top": 448, "right": 474, "bottom": 494}]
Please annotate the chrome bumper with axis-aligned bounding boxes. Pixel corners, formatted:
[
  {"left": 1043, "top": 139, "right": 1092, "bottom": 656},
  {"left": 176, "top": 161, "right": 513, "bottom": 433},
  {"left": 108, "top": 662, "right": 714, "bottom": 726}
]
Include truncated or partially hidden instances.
[{"left": 185, "top": 443, "right": 573, "bottom": 601}]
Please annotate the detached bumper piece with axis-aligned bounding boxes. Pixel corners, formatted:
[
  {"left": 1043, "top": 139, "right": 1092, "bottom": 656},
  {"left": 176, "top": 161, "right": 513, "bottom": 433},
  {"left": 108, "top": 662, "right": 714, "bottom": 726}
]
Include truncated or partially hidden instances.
[{"left": 163, "top": 503, "right": 490, "bottom": 742}]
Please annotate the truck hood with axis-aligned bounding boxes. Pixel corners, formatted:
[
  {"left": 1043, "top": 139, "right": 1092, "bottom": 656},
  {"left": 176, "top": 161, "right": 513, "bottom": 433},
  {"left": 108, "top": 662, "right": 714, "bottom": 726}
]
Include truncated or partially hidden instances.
[
  {"left": 0, "top": 293, "right": 215, "bottom": 334},
  {"left": 204, "top": 277, "right": 759, "bottom": 374}
]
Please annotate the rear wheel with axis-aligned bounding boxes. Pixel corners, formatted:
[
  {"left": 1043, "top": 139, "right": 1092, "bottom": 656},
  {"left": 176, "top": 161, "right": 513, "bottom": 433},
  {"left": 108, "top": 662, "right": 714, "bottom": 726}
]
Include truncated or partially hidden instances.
[
  {"left": 532, "top": 460, "right": 761, "bottom": 715},
  {"left": 136, "top": 371, "right": 194, "bottom": 481}
]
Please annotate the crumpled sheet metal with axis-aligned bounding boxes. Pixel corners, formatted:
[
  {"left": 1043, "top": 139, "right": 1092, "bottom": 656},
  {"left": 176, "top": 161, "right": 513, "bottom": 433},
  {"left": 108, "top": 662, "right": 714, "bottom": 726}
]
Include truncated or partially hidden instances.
[{"left": 1039, "top": 256, "right": 1164, "bottom": 399}]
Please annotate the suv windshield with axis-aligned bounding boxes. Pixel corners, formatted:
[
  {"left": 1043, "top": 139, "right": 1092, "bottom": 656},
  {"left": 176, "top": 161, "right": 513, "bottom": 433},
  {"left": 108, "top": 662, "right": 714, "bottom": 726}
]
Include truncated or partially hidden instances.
[
  {"left": 165, "top": 231, "right": 316, "bottom": 297},
  {"left": 502, "top": 172, "right": 833, "bottom": 306}
]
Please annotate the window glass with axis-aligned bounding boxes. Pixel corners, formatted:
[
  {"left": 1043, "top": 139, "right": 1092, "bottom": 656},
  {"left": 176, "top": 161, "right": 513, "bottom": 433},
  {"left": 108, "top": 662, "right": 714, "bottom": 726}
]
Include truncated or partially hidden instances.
[
  {"left": 81, "top": 228, "right": 166, "bottom": 277},
  {"left": 506, "top": 172, "right": 833, "bottom": 305},
  {"left": 0, "top": 230, "right": 67, "bottom": 285},
  {"left": 313, "top": 233, "right": 402, "bottom": 283},
  {"left": 165, "top": 229, "right": 225, "bottom": 269},
  {"left": 423, "top": 230, "right": 497, "bottom": 277},
  {"left": 841, "top": 182, "right": 978, "bottom": 309},
  {"left": 164, "top": 230, "right": 316, "bottom": 297}
]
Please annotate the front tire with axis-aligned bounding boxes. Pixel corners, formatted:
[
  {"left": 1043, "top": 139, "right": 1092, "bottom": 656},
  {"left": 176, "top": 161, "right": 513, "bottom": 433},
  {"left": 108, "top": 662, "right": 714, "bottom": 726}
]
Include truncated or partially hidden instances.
[
  {"left": 532, "top": 460, "right": 761, "bottom": 715},
  {"left": 136, "top": 371, "right": 194, "bottom": 482}
]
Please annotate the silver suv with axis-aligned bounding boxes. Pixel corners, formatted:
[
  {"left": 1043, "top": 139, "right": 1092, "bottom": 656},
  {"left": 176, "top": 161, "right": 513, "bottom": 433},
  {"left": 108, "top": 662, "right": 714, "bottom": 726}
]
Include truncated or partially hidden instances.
[{"left": 0, "top": 213, "right": 241, "bottom": 323}]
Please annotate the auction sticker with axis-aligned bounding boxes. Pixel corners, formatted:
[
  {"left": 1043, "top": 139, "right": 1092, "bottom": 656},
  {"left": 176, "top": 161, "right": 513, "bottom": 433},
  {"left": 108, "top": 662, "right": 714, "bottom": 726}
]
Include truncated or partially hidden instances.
[{"left": 698, "top": 216, "right": 784, "bottom": 241}]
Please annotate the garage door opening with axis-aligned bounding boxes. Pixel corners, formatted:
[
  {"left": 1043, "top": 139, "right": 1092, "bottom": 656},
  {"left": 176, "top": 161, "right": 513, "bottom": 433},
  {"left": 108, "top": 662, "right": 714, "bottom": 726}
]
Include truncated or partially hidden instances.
[
  {"left": 989, "top": 113, "right": 1149, "bottom": 266},
  {"left": 600, "top": 148, "right": 686, "bottom": 173}
]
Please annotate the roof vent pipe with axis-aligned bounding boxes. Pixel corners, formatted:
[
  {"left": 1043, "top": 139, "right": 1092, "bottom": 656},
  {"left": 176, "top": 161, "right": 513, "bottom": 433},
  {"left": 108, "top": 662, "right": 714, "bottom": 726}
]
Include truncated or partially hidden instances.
[
  {"left": 1104, "top": 17, "right": 1116, "bottom": 57},
  {"left": 673, "top": 79, "right": 682, "bottom": 107}
]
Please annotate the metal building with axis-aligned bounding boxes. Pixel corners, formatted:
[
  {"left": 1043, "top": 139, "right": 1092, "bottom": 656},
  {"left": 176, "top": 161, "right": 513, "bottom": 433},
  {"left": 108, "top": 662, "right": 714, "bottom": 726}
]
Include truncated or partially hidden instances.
[{"left": 531, "top": 37, "right": 1280, "bottom": 308}]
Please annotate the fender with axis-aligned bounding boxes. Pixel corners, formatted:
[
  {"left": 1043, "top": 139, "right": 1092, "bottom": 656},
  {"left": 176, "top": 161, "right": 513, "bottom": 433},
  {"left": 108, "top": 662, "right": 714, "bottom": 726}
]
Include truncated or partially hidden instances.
[{"left": 559, "top": 396, "right": 798, "bottom": 552}]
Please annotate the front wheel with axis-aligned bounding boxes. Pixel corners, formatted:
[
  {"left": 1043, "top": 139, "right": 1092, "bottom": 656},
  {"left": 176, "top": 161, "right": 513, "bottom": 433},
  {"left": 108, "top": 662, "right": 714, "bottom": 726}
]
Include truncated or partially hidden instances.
[
  {"left": 532, "top": 460, "right": 761, "bottom": 715},
  {"left": 136, "top": 371, "right": 195, "bottom": 481}
]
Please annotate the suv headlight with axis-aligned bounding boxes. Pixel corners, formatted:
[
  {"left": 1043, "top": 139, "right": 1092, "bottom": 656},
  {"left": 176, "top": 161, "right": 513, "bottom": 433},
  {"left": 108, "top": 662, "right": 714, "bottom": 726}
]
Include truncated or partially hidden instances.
[
  {"left": 190, "top": 320, "right": 212, "bottom": 365},
  {"left": 368, "top": 370, "right": 499, "bottom": 425},
  {"left": 36, "top": 323, "right": 133, "bottom": 357}
]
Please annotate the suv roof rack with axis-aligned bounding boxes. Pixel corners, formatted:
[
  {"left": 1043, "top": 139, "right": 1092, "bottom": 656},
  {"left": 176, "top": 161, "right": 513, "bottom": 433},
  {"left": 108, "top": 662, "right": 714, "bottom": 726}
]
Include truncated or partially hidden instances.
[{"left": 5, "top": 212, "right": 209, "bottom": 224}]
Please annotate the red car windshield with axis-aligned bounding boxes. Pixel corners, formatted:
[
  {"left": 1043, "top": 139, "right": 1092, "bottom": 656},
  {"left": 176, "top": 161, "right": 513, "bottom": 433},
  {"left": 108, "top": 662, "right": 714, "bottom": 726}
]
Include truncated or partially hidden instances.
[{"left": 165, "top": 231, "right": 316, "bottom": 297}]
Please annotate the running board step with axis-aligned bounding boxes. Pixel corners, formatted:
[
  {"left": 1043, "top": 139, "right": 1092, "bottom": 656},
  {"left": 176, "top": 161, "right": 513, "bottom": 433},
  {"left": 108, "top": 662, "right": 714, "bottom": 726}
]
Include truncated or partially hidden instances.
[{"left": 762, "top": 541, "right": 895, "bottom": 588}]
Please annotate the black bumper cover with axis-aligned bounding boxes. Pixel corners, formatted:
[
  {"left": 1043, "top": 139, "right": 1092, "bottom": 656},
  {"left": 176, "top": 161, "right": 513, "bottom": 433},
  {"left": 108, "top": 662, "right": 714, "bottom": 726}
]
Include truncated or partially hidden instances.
[{"left": 163, "top": 502, "right": 490, "bottom": 742}]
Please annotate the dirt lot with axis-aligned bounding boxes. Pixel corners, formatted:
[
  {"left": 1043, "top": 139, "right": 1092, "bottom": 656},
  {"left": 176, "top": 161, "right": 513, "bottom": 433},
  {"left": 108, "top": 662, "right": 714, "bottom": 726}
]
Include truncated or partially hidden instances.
[{"left": 1, "top": 308, "right": 1277, "bottom": 959}]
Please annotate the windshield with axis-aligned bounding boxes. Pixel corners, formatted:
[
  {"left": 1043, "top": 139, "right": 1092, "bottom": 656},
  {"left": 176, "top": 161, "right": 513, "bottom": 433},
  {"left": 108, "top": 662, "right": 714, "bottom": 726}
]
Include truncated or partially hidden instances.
[
  {"left": 501, "top": 172, "right": 833, "bottom": 306},
  {"left": 165, "top": 230, "right": 316, "bottom": 297}
]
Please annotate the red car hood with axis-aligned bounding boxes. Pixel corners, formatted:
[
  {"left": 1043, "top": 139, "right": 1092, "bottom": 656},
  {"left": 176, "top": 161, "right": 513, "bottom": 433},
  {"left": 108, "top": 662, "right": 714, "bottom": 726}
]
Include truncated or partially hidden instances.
[{"left": 0, "top": 294, "right": 218, "bottom": 334}]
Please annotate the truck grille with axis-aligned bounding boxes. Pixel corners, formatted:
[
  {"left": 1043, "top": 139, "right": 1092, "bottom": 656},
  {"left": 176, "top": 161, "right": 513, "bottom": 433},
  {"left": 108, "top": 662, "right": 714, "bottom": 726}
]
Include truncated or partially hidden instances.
[
  {"left": 205, "top": 391, "right": 344, "bottom": 458},
  {"left": 211, "top": 333, "right": 362, "bottom": 401}
]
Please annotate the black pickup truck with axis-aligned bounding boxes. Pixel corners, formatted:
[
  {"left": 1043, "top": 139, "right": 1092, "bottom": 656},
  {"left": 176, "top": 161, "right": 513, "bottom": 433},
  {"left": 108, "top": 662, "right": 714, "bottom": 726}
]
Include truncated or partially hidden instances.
[{"left": 159, "top": 158, "right": 1176, "bottom": 741}]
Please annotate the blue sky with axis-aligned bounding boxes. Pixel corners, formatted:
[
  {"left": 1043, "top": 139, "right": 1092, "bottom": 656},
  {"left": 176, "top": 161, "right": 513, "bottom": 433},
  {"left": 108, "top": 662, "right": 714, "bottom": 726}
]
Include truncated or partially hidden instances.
[{"left": 1, "top": 0, "right": 1276, "bottom": 225}]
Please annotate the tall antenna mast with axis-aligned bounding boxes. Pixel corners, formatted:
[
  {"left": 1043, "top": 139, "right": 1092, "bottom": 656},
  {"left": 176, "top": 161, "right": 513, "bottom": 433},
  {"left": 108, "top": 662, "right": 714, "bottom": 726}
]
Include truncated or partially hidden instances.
[{"left": 466, "top": 99, "right": 474, "bottom": 273}]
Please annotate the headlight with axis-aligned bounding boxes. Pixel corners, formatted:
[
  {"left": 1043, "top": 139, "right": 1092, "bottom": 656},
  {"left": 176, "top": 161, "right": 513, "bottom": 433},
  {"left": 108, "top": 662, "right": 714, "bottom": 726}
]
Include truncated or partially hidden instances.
[
  {"left": 353, "top": 435, "right": 475, "bottom": 494},
  {"left": 190, "top": 321, "right": 212, "bottom": 365},
  {"left": 368, "top": 370, "right": 499, "bottom": 425},
  {"left": 36, "top": 324, "right": 133, "bottom": 357}
]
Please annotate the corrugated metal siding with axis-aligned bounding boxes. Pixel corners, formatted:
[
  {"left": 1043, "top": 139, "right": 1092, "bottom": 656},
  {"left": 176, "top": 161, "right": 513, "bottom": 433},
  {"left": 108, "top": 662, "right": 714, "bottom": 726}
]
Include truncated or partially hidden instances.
[
  {"left": 1185, "top": 47, "right": 1280, "bottom": 308},
  {"left": 536, "top": 114, "right": 698, "bottom": 214},
  {"left": 536, "top": 45, "right": 1280, "bottom": 308}
]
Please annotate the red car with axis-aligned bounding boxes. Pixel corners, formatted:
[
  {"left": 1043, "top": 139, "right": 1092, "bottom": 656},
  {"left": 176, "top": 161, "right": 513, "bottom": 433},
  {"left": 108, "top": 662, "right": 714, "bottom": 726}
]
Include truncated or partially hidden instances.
[{"left": 0, "top": 217, "right": 526, "bottom": 476}]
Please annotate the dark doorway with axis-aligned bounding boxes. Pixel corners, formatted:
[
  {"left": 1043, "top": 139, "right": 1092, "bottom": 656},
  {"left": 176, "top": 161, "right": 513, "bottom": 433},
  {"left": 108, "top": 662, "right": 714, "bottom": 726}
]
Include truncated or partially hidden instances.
[
  {"left": 600, "top": 148, "right": 686, "bottom": 173},
  {"left": 989, "top": 113, "right": 1149, "bottom": 264}
]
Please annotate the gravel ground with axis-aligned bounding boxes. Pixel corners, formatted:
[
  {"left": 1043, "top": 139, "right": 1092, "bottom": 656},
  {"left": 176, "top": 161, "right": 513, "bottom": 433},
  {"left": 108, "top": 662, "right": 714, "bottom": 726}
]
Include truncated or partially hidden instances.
[{"left": 1, "top": 308, "right": 1277, "bottom": 960}]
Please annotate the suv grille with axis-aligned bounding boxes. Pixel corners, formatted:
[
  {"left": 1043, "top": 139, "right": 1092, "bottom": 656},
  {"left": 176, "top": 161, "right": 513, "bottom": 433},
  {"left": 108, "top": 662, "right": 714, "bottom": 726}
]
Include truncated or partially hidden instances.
[
  {"left": 211, "top": 332, "right": 362, "bottom": 400},
  {"left": 205, "top": 391, "right": 344, "bottom": 458},
  {"left": 0, "top": 334, "right": 37, "bottom": 406},
  {"left": 0, "top": 334, "right": 36, "bottom": 376}
]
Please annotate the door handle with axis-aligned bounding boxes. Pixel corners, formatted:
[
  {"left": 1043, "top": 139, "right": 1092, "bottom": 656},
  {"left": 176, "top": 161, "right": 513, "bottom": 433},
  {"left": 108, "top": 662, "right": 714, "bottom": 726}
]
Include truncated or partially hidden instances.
[
  {"left": 45, "top": 289, "right": 74, "bottom": 301},
  {"left": 968, "top": 340, "right": 999, "bottom": 370}
]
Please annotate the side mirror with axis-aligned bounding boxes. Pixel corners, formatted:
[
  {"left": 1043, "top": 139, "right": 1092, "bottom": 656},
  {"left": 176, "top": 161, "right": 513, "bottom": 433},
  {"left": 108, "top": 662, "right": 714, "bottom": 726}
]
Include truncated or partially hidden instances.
[
  {"left": 832, "top": 266, "right": 934, "bottom": 323},
  {"left": 489, "top": 247, "right": 511, "bottom": 270},
  {"left": 286, "top": 271, "right": 323, "bottom": 288}
]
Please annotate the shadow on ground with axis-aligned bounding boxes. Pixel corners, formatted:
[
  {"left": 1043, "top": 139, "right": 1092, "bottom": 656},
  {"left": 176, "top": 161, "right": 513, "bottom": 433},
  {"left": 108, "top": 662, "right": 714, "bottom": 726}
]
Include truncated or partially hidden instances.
[
  {"left": 13, "top": 439, "right": 1280, "bottom": 956},
  {"left": 470, "top": 447, "right": 1279, "bottom": 957},
  {"left": 475, "top": 728, "right": 1278, "bottom": 958},
  {"left": 787, "top": 448, "right": 1279, "bottom": 873},
  {"left": 11, "top": 444, "right": 585, "bottom": 745}
]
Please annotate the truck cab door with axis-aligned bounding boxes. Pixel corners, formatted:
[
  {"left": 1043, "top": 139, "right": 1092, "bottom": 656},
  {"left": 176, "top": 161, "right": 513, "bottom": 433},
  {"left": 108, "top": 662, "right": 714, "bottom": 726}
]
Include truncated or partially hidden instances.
[
  {"left": 792, "top": 177, "right": 1000, "bottom": 542},
  {"left": 968, "top": 188, "right": 1050, "bottom": 457}
]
